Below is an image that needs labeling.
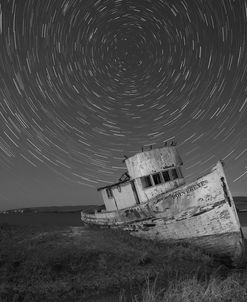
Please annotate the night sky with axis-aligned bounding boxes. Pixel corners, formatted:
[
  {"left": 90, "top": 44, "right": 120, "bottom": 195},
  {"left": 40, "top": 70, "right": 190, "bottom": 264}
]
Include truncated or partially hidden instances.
[{"left": 0, "top": 0, "right": 247, "bottom": 211}]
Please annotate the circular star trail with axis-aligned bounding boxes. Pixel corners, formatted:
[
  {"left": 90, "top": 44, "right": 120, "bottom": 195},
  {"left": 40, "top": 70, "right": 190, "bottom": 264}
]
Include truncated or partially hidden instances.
[{"left": 0, "top": 0, "right": 247, "bottom": 208}]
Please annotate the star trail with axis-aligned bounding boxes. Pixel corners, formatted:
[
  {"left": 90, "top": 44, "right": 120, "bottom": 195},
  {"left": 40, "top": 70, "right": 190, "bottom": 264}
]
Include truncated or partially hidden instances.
[{"left": 0, "top": 0, "right": 247, "bottom": 210}]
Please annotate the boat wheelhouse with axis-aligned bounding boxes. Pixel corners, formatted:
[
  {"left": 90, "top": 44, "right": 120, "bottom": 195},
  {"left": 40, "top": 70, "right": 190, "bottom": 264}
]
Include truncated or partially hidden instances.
[{"left": 97, "top": 145, "right": 185, "bottom": 211}]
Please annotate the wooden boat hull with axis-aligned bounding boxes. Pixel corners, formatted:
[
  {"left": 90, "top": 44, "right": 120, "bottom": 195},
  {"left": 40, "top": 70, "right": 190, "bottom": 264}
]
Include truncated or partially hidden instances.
[
  {"left": 81, "top": 162, "right": 245, "bottom": 266},
  {"left": 123, "top": 201, "right": 244, "bottom": 266}
]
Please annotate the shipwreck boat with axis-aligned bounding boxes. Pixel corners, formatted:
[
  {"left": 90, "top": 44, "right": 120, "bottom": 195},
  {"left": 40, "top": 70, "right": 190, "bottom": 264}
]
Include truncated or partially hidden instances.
[{"left": 81, "top": 145, "right": 245, "bottom": 266}]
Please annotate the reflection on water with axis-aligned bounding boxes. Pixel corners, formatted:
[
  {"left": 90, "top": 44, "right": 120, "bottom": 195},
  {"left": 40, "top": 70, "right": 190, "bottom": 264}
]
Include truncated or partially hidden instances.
[{"left": 0, "top": 212, "right": 82, "bottom": 226}]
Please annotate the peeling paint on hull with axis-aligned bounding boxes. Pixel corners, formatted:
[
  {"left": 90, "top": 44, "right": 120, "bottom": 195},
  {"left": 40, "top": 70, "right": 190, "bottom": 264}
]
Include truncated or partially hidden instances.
[
  {"left": 124, "top": 203, "right": 244, "bottom": 266},
  {"left": 81, "top": 162, "right": 245, "bottom": 266}
]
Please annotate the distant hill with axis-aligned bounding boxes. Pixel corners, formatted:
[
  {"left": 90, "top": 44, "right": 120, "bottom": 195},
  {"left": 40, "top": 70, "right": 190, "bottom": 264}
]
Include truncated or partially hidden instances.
[{"left": 2, "top": 204, "right": 103, "bottom": 214}]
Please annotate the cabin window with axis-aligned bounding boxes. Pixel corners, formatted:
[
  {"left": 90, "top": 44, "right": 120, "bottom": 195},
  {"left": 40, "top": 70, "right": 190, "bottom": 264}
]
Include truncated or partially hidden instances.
[
  {"left": 142, "top": 175, "right": 153, "bottom": 188},
  {"left": 142, "top": 168, "right": 182, "bottom": 189},
  {"left": 162, "top": 171, "right": 170, "bottom": 182},
  {"left": 106, "top": 188, "right": 113, "bottom": 198},
  {"left": 170, "top": 169, "right": 179, "bottom": 180},
  {"left": 152, "top": 173, "right": 162, "bottom": 185}
]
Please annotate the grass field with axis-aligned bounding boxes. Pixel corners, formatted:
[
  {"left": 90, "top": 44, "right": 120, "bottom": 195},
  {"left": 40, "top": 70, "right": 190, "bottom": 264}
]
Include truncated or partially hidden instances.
[
  {"left": 1, "top": 198, "right": 247, "bottom": 302},
  {"left": 0, "top": 221, "right": 247, "bottom": 302}
]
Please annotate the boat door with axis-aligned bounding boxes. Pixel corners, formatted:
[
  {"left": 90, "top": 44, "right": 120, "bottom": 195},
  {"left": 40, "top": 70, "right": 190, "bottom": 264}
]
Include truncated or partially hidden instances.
[{"left": 131, "top": 180, "right": 140, "bottom": 205}]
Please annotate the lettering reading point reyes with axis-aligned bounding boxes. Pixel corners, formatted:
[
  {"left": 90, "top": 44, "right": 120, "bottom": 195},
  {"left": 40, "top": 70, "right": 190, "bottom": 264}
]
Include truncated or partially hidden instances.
[{"left": 170, "top": 180, "right": 208, "bottom": 199}]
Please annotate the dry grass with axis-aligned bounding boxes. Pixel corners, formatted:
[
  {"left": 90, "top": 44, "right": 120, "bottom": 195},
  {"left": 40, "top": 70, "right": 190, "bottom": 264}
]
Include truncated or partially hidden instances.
[
  {"left": 0, "top": 223, "right": 246, "bottom": 302},
  {"left": 128, "top": 272, "right": 247, "bottom": 302}
]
